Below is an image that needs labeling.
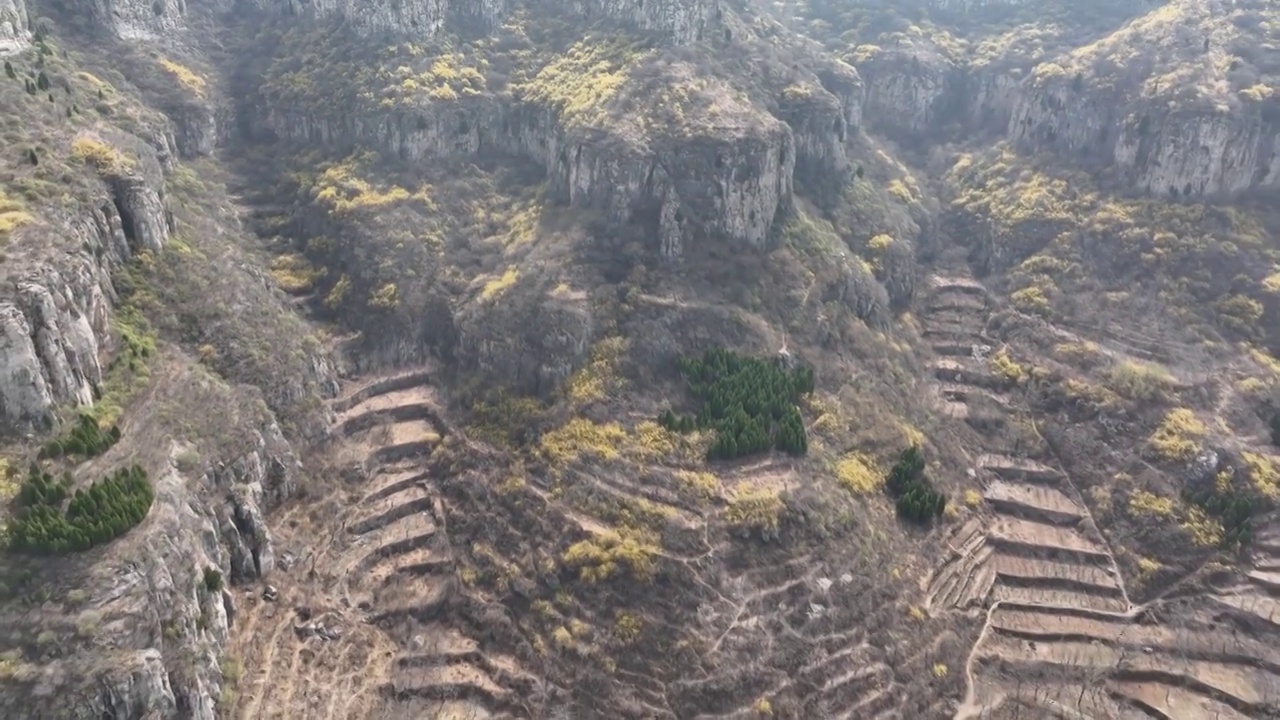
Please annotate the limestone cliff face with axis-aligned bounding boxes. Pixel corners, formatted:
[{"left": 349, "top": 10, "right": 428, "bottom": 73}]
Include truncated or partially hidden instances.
[
  {"left": 0, "top": 0, "right": 28, "bottom": 54},
  {"left": 449, "top": 0, "right": 505, "bottom": 33},
  {"left": 573, "top": 0, "right": 718, "bottom": 44},
  {"left": 80, "top": 0, "right": 188, "bottom": 40},
  {"left": 250, "top": 0, "right": 505, "bottom": 37},
  {"left": 925, "top": 0, "right": 1160, "bottom": 16},
  {"left": 850, "top": 2, "right": 1279, "bottom": 200},
  {"left": 266, "top": 0, "right": 448, "bottom": 36},
  {"left": 851, "top": 39, "right": 1019, "bottom": 143},
  {"left": 857, "top": 46, "right": 959, "bottom": 139},
  {"left": 0, "top": 178, "right": 168, "bottom": 433},
  {"left": 168, "top": 104, "right": 225, "bottom": 159},
  {"left": 778, "top": 63, "right": 862, "bottom": 185},
  {"left": 544, "top": 115, "right": 795, "bottom": 259},
  {"left": 262, "top": 93, "right": 795, "bottom": 261},
  {"left": 1009, "top": 77, "right": 1280, "bottom": 197},
  {"left": 253, "top": 0, "right": 712, "bottom": 43}
]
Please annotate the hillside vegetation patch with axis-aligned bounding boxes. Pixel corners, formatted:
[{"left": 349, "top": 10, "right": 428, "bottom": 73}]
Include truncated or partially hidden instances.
[
  {"left": 659, "top": 348, "right": 814, "bottom": 461},
  {"left": 7, "top": 464, "right": 153, "bottom": 554},
  {"left": 885, "top": 445, "right": 947, "bottom": 523},
  {"left": 38, "top": 413, "right": 121, "bottom": 461}
]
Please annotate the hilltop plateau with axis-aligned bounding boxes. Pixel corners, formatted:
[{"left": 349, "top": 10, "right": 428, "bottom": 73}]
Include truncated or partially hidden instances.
[{"left": 0, "top": 0, "right": 1276, "bottom": 719}]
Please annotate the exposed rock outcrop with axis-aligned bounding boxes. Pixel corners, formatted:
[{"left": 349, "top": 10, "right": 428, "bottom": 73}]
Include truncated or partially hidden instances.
[
  {"left": 0, "top": 180, "right": 166, "bottom": 433},
  {"left": 848, "top": 0, "right": 1279, "bottom": 199},
  {"left": 167, "top": 104, "right": 225, "bottom": 159},
  {"left": 900, "top": 0, "right": 1162, "bottom": 18},
  {"left": 0, "top": 0, "right": 28, "bottom": 54},
  {"left": 856, "top": 44, "right": 960, "bottom": 139},
  {"left": 1010, "top": 74, "right": 1280, "bottom": 198},
  {"left": 215, "top": 427, "right": 297, "bottom": 580},
  {"left": 456, "top": 283, "right": 594, "bottom": 396},
  {"left": 777, "top": 79, "right": 852, "bottom": 185},
  {"left": 449, "top": 0, "right": 505, "bottom": 33},
  {"left": 262, "top": 78, "right": 795, "bottom": 260},
  {"left": 80, "top": 0, "right": 188, "bottom": 40},
  {"left": 260, "top": 0, "right": 452, "bottom": 37},
  {"left": 252, "top": 0, "right": 714, "bottom": 43},
  {"left": 573, "top": 0, "right": 718, "bottom": 44},
  {"left": 3, "top": 411, "right": 302, "bottom": 720}
]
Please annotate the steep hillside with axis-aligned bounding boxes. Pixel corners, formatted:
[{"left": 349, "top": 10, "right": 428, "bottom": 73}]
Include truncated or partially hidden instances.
[
  {"left": 0, "top": 7, "right": 337, "bottom": 717},
  {"left": 0, "top": 0, "right": 1277, "bottom": 719}
]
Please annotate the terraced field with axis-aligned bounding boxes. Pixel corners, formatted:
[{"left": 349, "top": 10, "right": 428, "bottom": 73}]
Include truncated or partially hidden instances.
[
  {"left": 232, "top": 369, "right": 538, "bottom": 720},
  {"left": 923, "top": 272, "right": 1130, "bottom": 621},
  {"left": 920, "top": 270, "right": 1280, "bottom": 718}
]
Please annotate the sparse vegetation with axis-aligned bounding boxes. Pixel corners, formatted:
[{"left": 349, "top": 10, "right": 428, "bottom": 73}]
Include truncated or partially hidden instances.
[
  {"left": 725, "top": 487, "right": 785, "bottom": 540},
  {"left": 539, "top": 417, "right": 627, "bottom": 465},
  {"left": 564, "top": 337, "right": 626, "bottom": 405},
  {"left": 309, "top": 154, "right": 432, "bottom": 215},
  {"left": 70, "top": 136, "right": 133, "bottom": 176},
  {"left": 562, "top": 528, "right": 658, "bottom": 583},
  {"left": 0, "top": 189, "right": 33, "bottom": 243},
  {"left": 158, "top": 58, "right": 207, "bottom": 96},
  {"left": 989, "top": 348, "right": 1025, "bottom": 384},
  {"left": 835, "top": 452, "right": 882, "bottom": 494},
  {"left": 269, "top": 253, "right": 324, "bottom": 294},
  {"left": 515, "top": 36, "right": 651, "bottom": 130},
  {"left": 1106, "top": 360, "right": 1176, "bottom": 402},
  {"left": 203, "top": 567, "right": 224, "bottom": 593},
  {"left": 1147, "top": 408, "right": 1205, "bottom": 463},
  {"left": 480, "top": 267, "right": 519, "bottom": 300},
  {"left": 1184, "top": 463, "right": 1267, "bottom": 549}
]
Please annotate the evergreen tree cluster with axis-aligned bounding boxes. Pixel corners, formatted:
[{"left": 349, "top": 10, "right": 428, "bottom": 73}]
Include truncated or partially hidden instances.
[
  {"left": 39, "top": 414, "right": 122, "bottom": 460},
  {"left": 8, "top": 464, "right": 154, "bottom": 555},
  {"left": 17, "top": 464, "right": 72, "bottom": 507},
  {"left": 886, "top": 445, "right": 947, "bottom": 523},
  {"left": 658, "top": 348, "right": 814, "bottom": 462},
  {"left": 1185, "top": 474, "right": 1267, "bottom": 550}
]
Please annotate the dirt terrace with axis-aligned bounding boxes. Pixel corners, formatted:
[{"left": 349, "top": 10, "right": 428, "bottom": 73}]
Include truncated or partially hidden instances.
[
  {"left": 919, "top": 267, "right": 1280, "bottom": 719},
  {"left": 231, "top": 368, "right": 536, "bottom": 720}
]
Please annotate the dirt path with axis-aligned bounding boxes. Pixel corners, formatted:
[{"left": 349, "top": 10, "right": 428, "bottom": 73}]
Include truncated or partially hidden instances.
[
  {"left": 1028, "top": 412, "right": 1133, "bottom": 611},
  {"left": 920, "top": 270, "right": 1151, "bottom": 718}
]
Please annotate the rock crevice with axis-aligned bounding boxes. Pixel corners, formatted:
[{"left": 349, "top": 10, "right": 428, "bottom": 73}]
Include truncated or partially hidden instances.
[{"left": 0, "top": 172, "right": 167, "bottom": 433}]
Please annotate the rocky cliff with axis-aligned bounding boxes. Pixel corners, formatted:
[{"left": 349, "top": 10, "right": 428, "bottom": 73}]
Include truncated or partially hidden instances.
[
  {"left": 572, "top": 0, "right": 718, "bottom": 44},
  {"left": 0, "top": 13, "right": 342, "bottom": 718},
  {"left": 80, "top": 0, "right": 188, "bottom": 40},
  {"left": 250, "top": 0, "right": 714, "bottom": 43},
  {"left": 0, "top": 361, "right": 304, "bottom": 720},
  {"left": 0, "top": 0, "right": 27, "bottom": 54},
  {"left": 250, "top": 10, "right": 868, "bottom": 265},
  {"left": 0, "top": 147, "right": 170, "bottom": 432},
  {"left": 844, "top": 0, "right": 1278, "bottom": 199},
  {"left": 1007, "top": 0, "right": 1280, "bottom": 198}
]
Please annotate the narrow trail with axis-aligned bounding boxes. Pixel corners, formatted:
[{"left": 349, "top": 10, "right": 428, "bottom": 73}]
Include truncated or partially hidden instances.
[
  {"left": 1028, "top": 413, "right": 1133, "bottom": 611},
  {"left": 954, "top": 598, "right": 1004, "bottom": 720},
  {"left": 921, "top": 268, "right": 1147, "bottom": 718},
  {"left": 929, "top": 265, "right": 1280, "bottom": 719}
]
